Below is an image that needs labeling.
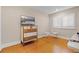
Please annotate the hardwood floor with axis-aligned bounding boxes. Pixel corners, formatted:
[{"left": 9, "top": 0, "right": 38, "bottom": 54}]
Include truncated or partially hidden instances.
[{"left": 1, "top": 36, "right": 74, "bottom": 53}]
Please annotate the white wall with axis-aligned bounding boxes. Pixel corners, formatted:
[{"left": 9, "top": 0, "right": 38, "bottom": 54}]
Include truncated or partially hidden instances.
[
  {"left": 1, "top": 6, "right": 49, "bottom": 46},
  {"left": 49, "top": 7, "right": 79, "bottom": 39}
]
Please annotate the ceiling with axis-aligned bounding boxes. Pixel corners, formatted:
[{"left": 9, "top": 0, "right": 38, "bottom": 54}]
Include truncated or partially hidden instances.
[{"left": 30, "top": 6, "right": 75, "bottom": 14}]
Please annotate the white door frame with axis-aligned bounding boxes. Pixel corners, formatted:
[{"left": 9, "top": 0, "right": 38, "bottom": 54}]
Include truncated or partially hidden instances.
[{"left": 0, "top": 6, "right": 2, "bottom": 51}]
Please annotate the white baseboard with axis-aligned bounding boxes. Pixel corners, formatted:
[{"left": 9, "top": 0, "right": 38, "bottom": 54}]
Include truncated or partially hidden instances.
[
  {"left": 38, "top": 33, "right": 69, "bottom": 40},
  {"left": 38, "top": 35, "right": 46, "bottom": 38},
  {"left": 38, "top": 32, "right": 47, "bottom": 38},
  {"left": 1, "top": 40, "right": 20, "bottom": 49},
  {"left": 58, "top": 36, "right": 69, "bottom": 40},
  {"left": 50, "top": 34, "right": 69, "bottom": 40}
]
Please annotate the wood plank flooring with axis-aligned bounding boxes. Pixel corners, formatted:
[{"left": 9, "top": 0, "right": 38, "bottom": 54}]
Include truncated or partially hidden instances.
[{"left": 1, "top": 36, "right": 74, "bottom": 53}]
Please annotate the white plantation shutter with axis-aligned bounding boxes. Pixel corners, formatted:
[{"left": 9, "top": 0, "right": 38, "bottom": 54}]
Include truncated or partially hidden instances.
[
  {"left": 53, "top": 15, "right": 62, "bottom": 28},
  {"left": 53, "top": 13, "right": 75, "bottom": 29}
]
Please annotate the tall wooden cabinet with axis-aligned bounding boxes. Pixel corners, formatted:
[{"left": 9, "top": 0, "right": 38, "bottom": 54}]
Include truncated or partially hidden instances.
[{"left": 21, "top": 16, "right": 37, "bottom": 45}]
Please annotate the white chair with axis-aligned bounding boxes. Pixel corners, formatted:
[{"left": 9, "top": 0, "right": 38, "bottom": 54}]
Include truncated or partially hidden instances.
[{"left": 67, "top": 33, "right": 79, "bottom": 52}]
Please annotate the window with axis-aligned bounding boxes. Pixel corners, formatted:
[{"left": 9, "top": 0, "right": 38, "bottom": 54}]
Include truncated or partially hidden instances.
[{"left": 53, "top": 13, "right": 75, "bottom": 29}]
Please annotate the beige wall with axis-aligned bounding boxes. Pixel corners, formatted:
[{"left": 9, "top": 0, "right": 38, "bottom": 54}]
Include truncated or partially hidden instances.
[
  {"left": 1, "top": 6, "right": 49, "bottom": 44},
  {"left": 2, "top": 6, "right": 79, "bottom": 46},
  {"left": 49, "top": 7, "right": 79, "bottom": 38}
]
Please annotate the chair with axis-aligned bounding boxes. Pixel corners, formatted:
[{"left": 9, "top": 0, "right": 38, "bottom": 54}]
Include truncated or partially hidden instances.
[{"left": 67, "top": 33, "right": 79, "bottom": 52}]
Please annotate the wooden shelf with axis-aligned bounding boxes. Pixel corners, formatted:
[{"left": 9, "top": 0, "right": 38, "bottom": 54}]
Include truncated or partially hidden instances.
[
  {"left": 22, "top": 38, "right": 37, "bottom": 44},
  {"left": 21, "top": 16, "right": 37, "bottom": 45},
  {"left": 24, "top": 29, "right": 37, "bottom": 33},
  {"left": 21, "top": 24, "right": 35, "bottom": 26},
  {"left": 21, "top": 25, "right": 38, "bottom": 45},
  {"left": 23, "top": 35, "right": 37, "bottom": 41}
]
